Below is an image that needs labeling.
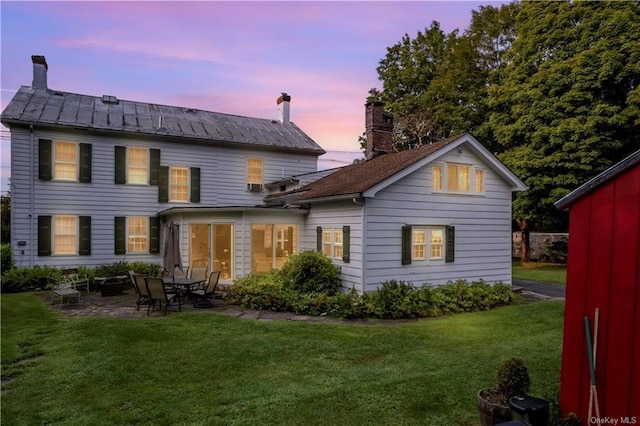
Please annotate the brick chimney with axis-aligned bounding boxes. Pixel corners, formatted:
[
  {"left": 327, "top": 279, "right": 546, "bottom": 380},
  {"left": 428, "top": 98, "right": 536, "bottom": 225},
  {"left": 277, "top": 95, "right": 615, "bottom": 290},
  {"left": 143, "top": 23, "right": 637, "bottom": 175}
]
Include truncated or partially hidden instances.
[
  {"left": 365, "top": 101, "right": 393, "bottom": 159},
  {"left": 277, "top": 92, "right": 291, "bottom": 124},
  {"left": 31, "top": 55, "right": 48, "bottom": 90}
]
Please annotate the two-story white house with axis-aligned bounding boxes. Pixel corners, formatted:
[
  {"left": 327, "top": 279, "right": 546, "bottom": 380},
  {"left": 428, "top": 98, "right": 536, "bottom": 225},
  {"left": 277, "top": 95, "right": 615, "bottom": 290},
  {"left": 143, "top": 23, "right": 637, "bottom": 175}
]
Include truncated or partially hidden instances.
[{"left": 2, "top": 56, "right": 526, "bottom": 293}]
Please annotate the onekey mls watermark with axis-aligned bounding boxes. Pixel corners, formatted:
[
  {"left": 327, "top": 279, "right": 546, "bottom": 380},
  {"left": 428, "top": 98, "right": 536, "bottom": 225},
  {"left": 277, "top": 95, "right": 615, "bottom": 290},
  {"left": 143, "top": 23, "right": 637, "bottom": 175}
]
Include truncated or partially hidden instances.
[{"left": 590, "top": 417, "right": 637, "bottom": 425}]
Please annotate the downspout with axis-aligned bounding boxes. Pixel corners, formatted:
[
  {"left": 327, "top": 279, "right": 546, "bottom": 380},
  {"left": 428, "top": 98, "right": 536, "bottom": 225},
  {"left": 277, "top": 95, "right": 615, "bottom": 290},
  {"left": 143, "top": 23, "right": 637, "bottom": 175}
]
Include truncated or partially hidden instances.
[
  {"left": 29, "top": 125, "right": 34, "bottom": 267},
  {"left": 352, "top": 197, "right": 366, "bottom": 294},
  {"left": 241, "top": 211, "right": 245, "bottom": 276}
]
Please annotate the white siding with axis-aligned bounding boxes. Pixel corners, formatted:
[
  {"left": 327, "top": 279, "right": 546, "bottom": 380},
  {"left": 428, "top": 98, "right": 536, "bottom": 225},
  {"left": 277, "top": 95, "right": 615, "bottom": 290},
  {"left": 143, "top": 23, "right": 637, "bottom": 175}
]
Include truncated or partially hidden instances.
[
  {"left": 363, "top": 149, "right": 513, "bottom": 292},
  {"left": 303, "top": 201, "right": 364, "bottom": 293},
  {"left": 10, "top": 127, "right": 318, "bottom": 267}
]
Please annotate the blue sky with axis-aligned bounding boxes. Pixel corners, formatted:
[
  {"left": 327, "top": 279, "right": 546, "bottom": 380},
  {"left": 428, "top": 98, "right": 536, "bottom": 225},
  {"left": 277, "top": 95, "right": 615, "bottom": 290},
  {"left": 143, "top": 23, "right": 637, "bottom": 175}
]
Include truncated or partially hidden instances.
[{"left": 1, "top": 0, "right": 508, "bottom": 193}]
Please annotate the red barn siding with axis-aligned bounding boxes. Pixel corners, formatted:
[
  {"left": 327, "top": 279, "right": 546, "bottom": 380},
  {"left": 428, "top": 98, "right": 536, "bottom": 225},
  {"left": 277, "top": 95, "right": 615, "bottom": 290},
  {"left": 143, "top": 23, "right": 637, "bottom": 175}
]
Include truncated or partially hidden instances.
[{"left": 559, "top": 164, "right": 640, "bottom": 420}]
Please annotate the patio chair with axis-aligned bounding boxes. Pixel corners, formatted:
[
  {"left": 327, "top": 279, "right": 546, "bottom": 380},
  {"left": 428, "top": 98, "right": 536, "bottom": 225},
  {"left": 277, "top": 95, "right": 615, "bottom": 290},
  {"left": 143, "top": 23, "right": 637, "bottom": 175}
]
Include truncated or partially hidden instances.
[
  {"left": 172, "top": 266, "right": 189, "bottom": 279},
  {"left": 64, "top": 272, "right": 90, "bottom": 294},
  {"left": 129, "top": 271, "right": 152, "bottom": 311},
  {"left": 191, "top": 271, "right": 221, "bottom": 308},
  {"left": 49, "top": 276, "right": 81, "bottom": 309},
  {"left": 188, "top": 266, "right": 208, "bottom": 291},
  {"left": 145, "top": 277, "right": 181, "bottom": 315}
]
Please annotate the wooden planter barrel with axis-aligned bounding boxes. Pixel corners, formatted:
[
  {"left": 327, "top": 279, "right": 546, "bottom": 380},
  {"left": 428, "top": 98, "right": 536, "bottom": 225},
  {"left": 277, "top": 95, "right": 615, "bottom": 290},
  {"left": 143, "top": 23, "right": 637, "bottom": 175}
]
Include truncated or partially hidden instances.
[{"left": 477, "top": 388, "right": 512, "bottom": 426}]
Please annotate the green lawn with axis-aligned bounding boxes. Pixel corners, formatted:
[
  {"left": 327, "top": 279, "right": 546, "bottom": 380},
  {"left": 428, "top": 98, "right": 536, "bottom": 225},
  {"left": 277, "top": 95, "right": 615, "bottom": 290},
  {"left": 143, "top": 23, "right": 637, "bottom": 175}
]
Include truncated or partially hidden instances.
[
  {"left": 512, "top": 262, "right": 567, "bottom": 285},
  {"left": 1, "top": 293, "right": 564, "bottom": 426}
]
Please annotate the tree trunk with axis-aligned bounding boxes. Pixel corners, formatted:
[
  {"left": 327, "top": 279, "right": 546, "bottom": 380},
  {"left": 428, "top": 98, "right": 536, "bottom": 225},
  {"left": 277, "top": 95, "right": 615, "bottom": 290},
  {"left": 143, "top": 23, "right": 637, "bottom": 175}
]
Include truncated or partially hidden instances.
[{"left": 516, "top": 219, "right": 530, "bottom": 263}]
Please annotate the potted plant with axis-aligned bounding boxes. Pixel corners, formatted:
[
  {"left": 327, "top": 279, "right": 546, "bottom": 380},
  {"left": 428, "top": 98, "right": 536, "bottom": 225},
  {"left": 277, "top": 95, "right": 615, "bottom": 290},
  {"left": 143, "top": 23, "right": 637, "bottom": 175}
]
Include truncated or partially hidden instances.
[{"left": 477, "top": 357, "right": 531, "bottom": 426}]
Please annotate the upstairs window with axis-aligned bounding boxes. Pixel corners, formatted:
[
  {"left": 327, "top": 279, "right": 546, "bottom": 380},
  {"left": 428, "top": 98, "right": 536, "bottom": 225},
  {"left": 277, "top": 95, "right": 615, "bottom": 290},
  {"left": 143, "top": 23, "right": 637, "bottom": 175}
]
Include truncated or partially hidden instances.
[
  {"left": 432, "top": 163, "right": 483, "bottom": 194},
  {"left": 447, "top": 164, "right": 470, "bottom": 192},
  {"left": 54, "top": 142, "right": 77, "bottom": 181},
  {"left": 247, "top": 158, "right": 263, "bottom": 185},
  {"left": 39, "top": 139, "right": 92, "bottom": 183},
  {"left": 170, "top": 167, "right": 189, "bottom": 202},
  {"left": 128, "top": 148, "right": 149, "bottom": 185},
  {"left": 475, "top": 169, "right": 484, "bottom": 193},
  {"left": 432, "top": 165, "right": 443, "bottom": 191}
]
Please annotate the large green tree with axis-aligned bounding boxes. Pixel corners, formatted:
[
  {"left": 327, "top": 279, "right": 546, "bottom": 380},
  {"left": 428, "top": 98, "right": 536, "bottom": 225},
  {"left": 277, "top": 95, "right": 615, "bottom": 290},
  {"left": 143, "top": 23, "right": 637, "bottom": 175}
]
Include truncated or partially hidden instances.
[
  {"left": 370, "top": 1, "right": 639, "bottom": 232},
  {"left": 489, "top": 0, "right": 640, "bottom": 231}
]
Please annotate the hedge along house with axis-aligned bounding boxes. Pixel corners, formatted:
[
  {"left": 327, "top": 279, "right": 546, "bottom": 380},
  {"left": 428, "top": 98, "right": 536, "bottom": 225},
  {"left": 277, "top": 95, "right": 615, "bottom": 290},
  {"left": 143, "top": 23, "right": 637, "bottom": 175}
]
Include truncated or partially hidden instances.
[
  {"left": 2, "top": 56, "right": 526, "bottom": 293},
  {"left": 554, "top": 149, "right": 640, "bottom": 420}
]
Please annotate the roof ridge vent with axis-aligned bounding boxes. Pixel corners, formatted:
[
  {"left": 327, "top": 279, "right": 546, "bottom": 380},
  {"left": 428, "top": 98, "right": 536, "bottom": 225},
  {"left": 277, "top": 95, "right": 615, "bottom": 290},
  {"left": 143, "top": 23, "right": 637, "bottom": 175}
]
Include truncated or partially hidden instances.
[{"left": 101, "top": 95, "right": 119, "bottom": 104}]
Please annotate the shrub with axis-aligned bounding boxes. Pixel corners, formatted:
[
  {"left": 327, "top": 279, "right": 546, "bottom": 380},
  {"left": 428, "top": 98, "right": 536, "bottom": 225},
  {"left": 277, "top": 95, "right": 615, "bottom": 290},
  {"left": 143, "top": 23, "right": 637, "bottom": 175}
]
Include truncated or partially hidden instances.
[
  {"left": 546, "top": 237, "right": 568, "bottom": 264},
  {"left": 363, "top": 280, "right": 418, "bottom": 319},
  {"left": 280, "top": 250, "right": 340, "bottom": 295},
  {"left": 94, "top": 260, "right": 161, "bottom": 277},
  {"left": 226, "top": 276, "right": 515, "bottom": 319},
  {"left": 0, "top": 265, "right": 61, "bottom": 293},
  {"left": 1, "top": 243, "right": 14, "bottom": 272},
  {"left": 497, "top": 357, "right": 531, "bottom": 400}
]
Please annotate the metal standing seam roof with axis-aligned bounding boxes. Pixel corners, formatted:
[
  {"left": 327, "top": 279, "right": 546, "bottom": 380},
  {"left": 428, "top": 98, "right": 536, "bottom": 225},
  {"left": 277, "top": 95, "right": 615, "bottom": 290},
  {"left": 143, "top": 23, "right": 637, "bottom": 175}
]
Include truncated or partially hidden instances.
[{"left": 0, "top": 86, "right": 326, "bottom": 155}]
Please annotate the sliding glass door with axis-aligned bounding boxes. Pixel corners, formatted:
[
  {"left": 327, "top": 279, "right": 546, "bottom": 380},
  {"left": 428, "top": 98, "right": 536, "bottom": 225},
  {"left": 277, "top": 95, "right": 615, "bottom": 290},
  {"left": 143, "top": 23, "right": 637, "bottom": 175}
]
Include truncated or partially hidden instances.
[{"left": 189, "top": 224, "right": 233, "bottom": 280}]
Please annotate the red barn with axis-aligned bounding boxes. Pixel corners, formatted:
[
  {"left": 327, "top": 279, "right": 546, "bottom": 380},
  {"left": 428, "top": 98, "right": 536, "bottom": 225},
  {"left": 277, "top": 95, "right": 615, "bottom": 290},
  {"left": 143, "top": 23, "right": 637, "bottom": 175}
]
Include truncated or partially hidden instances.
[{"left": 554, "top": 150, "right": 640, "bottom": 422}]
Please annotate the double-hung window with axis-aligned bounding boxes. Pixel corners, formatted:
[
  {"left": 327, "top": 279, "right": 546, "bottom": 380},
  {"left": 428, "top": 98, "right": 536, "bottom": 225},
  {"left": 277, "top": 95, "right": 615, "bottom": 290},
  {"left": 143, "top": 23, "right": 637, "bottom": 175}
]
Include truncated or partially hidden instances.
[
  {"left": 54, "top": 142, "right": 77, "bottom": 181},
  {"left": 411, "top": 227, "right": 443, "bottom": 261},
  {"left": 170, "top": 167, "right": 189, "bottom": 202},
  {"left": 247, "top": 158, "right": 263, "bottom": 191},
  {"left": 54, "top": 215, "right": 77, "bottom": 255},
  {"left": 127, "top": 217, "right": 148, "bottom": 253},
  {"left": 128, "top": 148, "right": 149, "bottom": 185},
  {"left": 39, "top": 139, "right": 92, "bottom": 183},
  {"left": 403, "top": 225, "right": 454, "bottom": 265},
  {"left": 37, "top": 215, "right": 91, "bottom": 256},
  {"left": 322, "top": 229, "right": 343, "bottom": 260},
  {"left": 114, "top": 216, "right": 159, "bottom": 255},
  {"left": 318, "top": 226, "right": 350, "bottom": 263}
]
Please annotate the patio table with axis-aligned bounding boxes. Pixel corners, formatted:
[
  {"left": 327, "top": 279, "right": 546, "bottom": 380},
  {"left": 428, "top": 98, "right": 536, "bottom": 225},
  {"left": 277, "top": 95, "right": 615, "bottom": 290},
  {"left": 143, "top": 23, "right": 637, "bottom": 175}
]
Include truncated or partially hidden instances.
[{"left": 161, "top": 277, "right": 204, "bottom": 306}]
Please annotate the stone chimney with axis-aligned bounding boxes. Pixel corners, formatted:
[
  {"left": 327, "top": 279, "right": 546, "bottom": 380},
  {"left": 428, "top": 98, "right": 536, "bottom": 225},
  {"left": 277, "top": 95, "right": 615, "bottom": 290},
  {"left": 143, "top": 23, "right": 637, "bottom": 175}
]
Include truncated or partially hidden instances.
[
  {"left": 365, "top": 101, "right": 393, "bottom": 159},
  {"left": 31, "top": 55, "right": 48, "bottom": 90},
  {"left": 277, "top": 92, "right": 291, "bottom": 124}
]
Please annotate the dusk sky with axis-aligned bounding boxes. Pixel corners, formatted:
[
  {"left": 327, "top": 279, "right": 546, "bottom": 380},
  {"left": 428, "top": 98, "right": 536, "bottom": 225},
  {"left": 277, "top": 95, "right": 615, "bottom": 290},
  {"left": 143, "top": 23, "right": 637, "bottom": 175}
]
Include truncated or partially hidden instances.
[{"left": 1, "top": 0, "right": 508, "bottom": 193}]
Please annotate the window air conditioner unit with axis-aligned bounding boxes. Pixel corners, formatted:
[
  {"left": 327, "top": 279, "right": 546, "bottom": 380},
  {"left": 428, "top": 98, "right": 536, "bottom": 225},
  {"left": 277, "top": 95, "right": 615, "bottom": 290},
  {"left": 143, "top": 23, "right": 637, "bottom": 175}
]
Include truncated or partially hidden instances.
[{"left": 247, "top": 183, "right": 263, "bottom": 192}]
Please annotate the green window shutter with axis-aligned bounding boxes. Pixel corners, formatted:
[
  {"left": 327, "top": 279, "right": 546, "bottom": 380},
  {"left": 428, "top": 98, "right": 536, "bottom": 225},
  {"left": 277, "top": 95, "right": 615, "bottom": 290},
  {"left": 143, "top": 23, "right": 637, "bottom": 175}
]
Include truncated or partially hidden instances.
[
  {"left": 79, "top": 216, "right": 91, "bottom": 255},
  {"left": 401, "top": 225, "right": 412, "bottom": 265},
  {"left": 190, "top": 167, "right": 201, "bottom": 203},
  {"left": 114, "top": 217, "right": 126, "bottom": 255},
  {"left": 342, "top": 226, "right": 351, "bottom": 263},
  {"left": 79, "top": 143, "right": 92, "bottom": 183},
  {"left": 115, "top": 146, "right": 126, "bottom": 184},
  {"left": 149, "top": 149, "right": 161, "bottom": 186},
  {"left": 286, "top": 226, "right": 294, "bottom": 254},
  {"left": 316, "top": 226, "right": 323, "bottom": 252},
  {"left": 445, "top": 226, "right": 455, "bottom": 263},
  {"left": 38, "top": 139, "right": 53, "bottom": 180},
  {"left": 149, "top": 216, "right": 160, "bottom": 254},
  {"left": 158, "top": 166, "right": 169, "bottom": 203},
  {"left": 38, "top": 215, "right": 52, "bottom": 256}
]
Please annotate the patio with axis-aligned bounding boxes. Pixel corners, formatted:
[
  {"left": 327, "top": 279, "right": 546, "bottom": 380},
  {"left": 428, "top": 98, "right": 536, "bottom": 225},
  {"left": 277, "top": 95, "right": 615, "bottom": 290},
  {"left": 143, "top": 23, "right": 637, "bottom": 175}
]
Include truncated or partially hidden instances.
[{"left": 37, "top": 286, "right": 355, "bottom": 324}]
